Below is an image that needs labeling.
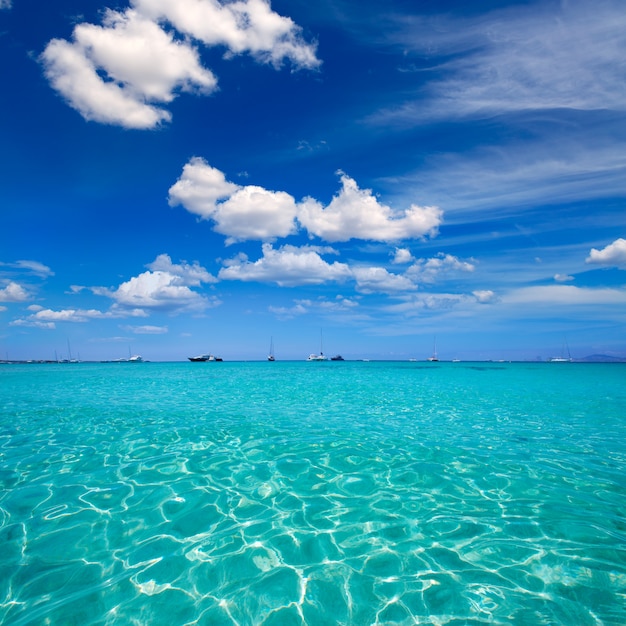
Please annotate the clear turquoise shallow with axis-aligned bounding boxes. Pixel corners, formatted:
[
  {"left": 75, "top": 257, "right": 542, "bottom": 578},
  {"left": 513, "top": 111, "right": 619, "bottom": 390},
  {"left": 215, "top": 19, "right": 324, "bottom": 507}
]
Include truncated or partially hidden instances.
[{"left": 1, "top": 361, "right": 625, "bottom": 625}]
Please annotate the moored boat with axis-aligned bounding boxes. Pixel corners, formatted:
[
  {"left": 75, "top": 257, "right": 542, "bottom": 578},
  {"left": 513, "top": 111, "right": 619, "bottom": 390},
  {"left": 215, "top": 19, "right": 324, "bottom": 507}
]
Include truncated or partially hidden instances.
[
  {"left": 307, "top": 329, "right": 329, "bottom": 361},
  {"left": 427, "top": 337, "right": 439, "bottom": 362},
  {"left": 188, "top": 354, "right": 212, "bottom": 362},
  {"left": 549, "top": 337, "right": 572, "bottom": 362}
]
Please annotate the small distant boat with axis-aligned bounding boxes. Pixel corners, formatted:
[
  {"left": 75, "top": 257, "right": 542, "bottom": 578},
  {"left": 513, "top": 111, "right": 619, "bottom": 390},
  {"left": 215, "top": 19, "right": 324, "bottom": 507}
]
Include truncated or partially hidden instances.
[
  {"left": 549, "top": 338, "right": 572, "bottom": 362},
  {"left": 188, "top": 354, "right": 222, "bottom": 362},
  {"left": 307, "top": 329, "right": 328, "bottom": 361},
  {"left": 268, "top": 337, "right": 275, "bottom": 362},
  {"left": 427, "top": 337, "right": 439, "bottom": 362},
  {"left": 112, "top": 347, "right": 143, "bottom": 362},
  {"left": 331, "top": 355, "right": 344, "bottom": 361}
]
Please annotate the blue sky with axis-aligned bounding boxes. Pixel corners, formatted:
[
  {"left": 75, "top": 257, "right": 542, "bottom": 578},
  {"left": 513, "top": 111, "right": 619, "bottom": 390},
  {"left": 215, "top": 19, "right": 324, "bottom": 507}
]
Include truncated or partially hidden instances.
[{"left": 1, "top": 0, "right": 625, "bottom": 361}]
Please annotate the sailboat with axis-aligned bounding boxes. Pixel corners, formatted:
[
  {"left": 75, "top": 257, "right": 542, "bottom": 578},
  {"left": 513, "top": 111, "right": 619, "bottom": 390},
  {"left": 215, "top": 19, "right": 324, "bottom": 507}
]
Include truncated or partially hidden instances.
[
  {"left": 307, "top": 329, "right": 328, "bottom": 361},
  {"left": 549, "top": 337, "right": 572, "bottom": 362},
  {"left": 427, "top": 337, "right": 439, "bottom": 362},
  {"left": 268, "top": 337, "right": 275, "bottom": 361}
]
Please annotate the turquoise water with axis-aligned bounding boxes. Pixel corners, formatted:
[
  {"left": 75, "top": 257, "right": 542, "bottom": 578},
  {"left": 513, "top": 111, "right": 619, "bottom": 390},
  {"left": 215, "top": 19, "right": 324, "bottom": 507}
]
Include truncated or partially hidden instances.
[{"left": 1, "top": 361, "right": 625, "bottom": 625}]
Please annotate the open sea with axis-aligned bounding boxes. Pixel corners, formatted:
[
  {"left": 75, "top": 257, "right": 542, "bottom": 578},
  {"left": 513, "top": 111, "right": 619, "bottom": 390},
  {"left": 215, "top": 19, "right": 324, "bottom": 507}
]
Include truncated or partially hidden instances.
[{"left": 1, "top": 360, "right": 625, "bottom": 625}]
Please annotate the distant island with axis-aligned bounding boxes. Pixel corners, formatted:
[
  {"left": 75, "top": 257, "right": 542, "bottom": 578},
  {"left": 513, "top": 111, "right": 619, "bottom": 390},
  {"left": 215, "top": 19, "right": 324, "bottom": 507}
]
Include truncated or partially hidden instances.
[{"left": 577, "top": 354, "right": 626, "bottom": 363}]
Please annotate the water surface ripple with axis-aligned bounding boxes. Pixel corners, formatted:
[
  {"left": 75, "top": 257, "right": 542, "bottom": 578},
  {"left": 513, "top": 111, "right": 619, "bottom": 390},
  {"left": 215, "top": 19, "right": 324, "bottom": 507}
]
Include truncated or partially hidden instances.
[{"left": 1, "top": 362, "right": 625, "bottom": 624}]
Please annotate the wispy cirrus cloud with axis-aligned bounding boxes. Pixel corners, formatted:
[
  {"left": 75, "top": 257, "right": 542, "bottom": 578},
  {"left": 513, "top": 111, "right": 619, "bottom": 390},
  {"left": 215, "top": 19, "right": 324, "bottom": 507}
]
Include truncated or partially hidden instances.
[
  {"left": 0, "top": 260, "right": 53, "bottom": 303},
  {"left": 269, "top": 296, "right": 358, "bottom": 319},
  {"left": 379, "top": 0, "right": 626, "bottom": 123},
  {"left": 369, "top": 0, "right": 626, "bottom": 219},
  {"left": 389, "top": 140, "right": 626, "bottom": 221},
  {"left": 502, "top": 284, "right": 626, "bottom": 307},
  {"left": 120, "top": 324, "right": 168, "bottom": 334},
  {"left": 10, "top": 260, "right": 54, "bottom": 278},
  {"left": 0, "top": 260, "right": 53, "bottom": 279}
]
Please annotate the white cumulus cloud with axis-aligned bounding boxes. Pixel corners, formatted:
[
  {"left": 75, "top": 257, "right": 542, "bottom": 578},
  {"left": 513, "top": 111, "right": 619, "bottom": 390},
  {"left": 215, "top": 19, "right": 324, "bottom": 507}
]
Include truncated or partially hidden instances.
[
  {"left": 147, "top": 253, "right": 217, "bottom": 285},
  {"left": 94, "top": 254, "right": 218, "bottom": 312},
  {"left": 42, "top": 1, "right": 319, "bottom": 128},
  {"left": 10, "top": 307, "right": 113, "bottom": 328},
  {"left": 0, "top": 281, "right": 30, "bottom": 302},
  {"left": 215, "top": 186, "right": 299, "bottom": 243},
  {"left": 352, "top": 266, "right": 416, "bottom": 294},
  {"left": 298, "top": 172, "right": 441, "bottom": 242},
  {"left": 586, "top": 238, "right": 626, "bottom": 267},
  {"left": 42, "top": 9, "right": 216, "bottom": 129},
  {"left": 100, "top": 271, "right": 205, "bottom": 309},
  {"left": 219, "top": 243, "right": 351, "bottom": 286},
  {"left": 473, "top": 289, "right": 497, "bottom": 304},
  {"left": 169, "top": 158, "right": 298, "bottom": 242},
  {"left": 392, "top": 248, "right": 414, "bottom": 264},
  {"left": 29, "top": 308, "right": 108, "bottom": 322},
  {"left": 132, "top": 0, "right": 320, "bottom": 68},
  {"left": 170, "top": 160, "right": 443, "bottom": 244},
  {"left": 554, "top": 274, "right": 574, "bottom": 283},
  {"left": 219, "top": 243, "right": 417, "bottom": 293},
  {"left": 168, "top": 158, "right": 240, "bottom": 218},
  {"left": 407, "top": 253, "right": 475, "bottom": 283}
]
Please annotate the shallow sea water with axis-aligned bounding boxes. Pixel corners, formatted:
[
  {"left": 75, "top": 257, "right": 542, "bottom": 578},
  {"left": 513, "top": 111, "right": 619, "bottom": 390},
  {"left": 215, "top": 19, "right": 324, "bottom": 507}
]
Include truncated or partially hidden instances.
[{"left": 1, "top": 361, "right": 625, "bottom": 625}]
